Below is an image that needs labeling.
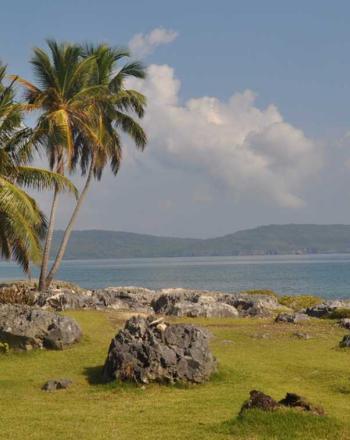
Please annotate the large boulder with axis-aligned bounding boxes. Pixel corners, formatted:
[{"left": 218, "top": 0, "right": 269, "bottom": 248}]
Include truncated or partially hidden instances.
[
  {"left": 93, "top": 287, "right": 157, "bottom": 313},
  {"left": 220, "top": 293, "right": 280, "bottom": 317},
  {"left": 339, "top": 318, "right": 350, "bottom": 329},
  {"left": 102, "top": 315, "right": 216, "bottom": 384},
  {"left": 0, "top": 304, "right": 82, "bottom": 350}
]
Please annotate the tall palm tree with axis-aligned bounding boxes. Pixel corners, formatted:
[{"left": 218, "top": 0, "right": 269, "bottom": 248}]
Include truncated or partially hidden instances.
[
  {"left": 17, "top": 41, "right": 147, "bottom": 289},
  {"left": 14, "top": 40, "right": 106, "bottom": 289},
  {"left": 0, "top": 64, "right": 77, "bottom": 272},
  {"left": 45, "top": 44, "right": 147, "bottom": 287}
]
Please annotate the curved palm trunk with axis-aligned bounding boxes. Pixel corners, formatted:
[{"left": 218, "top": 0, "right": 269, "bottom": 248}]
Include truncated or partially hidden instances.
[
  {"left": 38, "top": 186, "right": 59, "bottom": 290},
  {"left": 45, "top": 159, "right": 94, "bottom": 287}
]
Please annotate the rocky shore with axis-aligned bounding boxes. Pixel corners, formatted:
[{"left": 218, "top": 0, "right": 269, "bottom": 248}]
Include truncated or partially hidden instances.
[{"left": 1, "top": 280, "right": 350, "bottom": 319}]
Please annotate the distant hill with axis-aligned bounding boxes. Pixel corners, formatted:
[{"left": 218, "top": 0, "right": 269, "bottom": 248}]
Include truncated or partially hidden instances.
[{"left": 51, "top": 224, "right": 350, "bottom": 259}]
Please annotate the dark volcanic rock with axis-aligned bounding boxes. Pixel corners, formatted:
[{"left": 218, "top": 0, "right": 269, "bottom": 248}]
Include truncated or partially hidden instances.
[
  {"left": 42, "top": 379, "right": 73, "bottom": 391},
  {"left": 102, "top": 315, "right": 216, "bottom": 384},
  {"left": 240, "top": 390, "right": 325, "bottom": 416},
  {"left": 279, "top": 393, "right": 325, "bottom": 416},
  {"left": 340, "top": 335, "right": 350, "bottom": 348},
  {"left": 240, "top": 390, "right": 280, "bottom": 414},
  {"left": 305, "top": 300, "right": 350, "bottom": 318},
  {"left": 0, "top": 304, "right": 82, "bottom": 350},
  {"left": 275, "top": 312, "right": 309, "bottom": 324}
]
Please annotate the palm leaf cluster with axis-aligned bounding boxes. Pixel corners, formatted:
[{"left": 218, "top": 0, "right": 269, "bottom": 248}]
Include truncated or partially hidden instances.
[{"left": 0, "top": 64, "right": 77, "bottom": 271}]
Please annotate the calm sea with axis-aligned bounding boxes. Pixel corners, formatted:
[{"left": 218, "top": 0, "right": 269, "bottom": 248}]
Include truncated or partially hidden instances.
[{"left": 1, "top": 254, "right": 350, "bottom": 299}]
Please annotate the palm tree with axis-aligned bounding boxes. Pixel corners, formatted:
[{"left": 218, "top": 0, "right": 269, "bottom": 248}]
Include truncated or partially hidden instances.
[
  {"left": 45, "top": 44, "right": 147, "bottom": 287},
  {"left": 17, "top": 41, "right": 147, "bottom": 289},
  {"left": 0, "top": 64, "right": 77, "bottom": 272}
]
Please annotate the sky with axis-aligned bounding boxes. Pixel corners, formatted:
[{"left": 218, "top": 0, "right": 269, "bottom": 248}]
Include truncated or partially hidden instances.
[{"left": 2, "top": 0, "right": 350, "bottom": 237}]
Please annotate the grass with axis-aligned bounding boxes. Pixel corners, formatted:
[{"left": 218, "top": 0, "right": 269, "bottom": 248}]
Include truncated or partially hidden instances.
[
  {"left": 278, "top": 295, "right": 322, "bottom": 311},
  {"left": 1, "top": 311, "right": 350, "bottom": 439}
]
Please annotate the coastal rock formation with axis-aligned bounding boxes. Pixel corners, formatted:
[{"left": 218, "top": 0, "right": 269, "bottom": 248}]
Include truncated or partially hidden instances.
[
  {"left": 305, "top": 300, "right": 350, "bottom": 318},
  {"left": 275, "top": 312, "right": 309, "bottom": 324},
  {"left": 240, "top": 390, "right": 325, "bottom": 416},
  {"left": 0, "top": 304, "right": 82, "bottom": 350},
  {"left": 340, "top": 335, "right": 350, "bottom": 348},
  {"left": 219, "top": 292, "right": 281, "bottom": 317},
  {"left": 102, "top": 315, "right": 216, "bottom": 384},
  {"left": 152, "top": 290, "right": 239, "bottom": 318}
]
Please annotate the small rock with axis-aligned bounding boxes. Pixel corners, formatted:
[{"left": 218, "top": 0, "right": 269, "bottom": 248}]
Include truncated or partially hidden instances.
[
  {"left": 279, "top": 392, "right": 325, "bottom": 416},
  {"left": 340, "top": 335, "right": 350, "bottom": 348},
  {"left": 293, "top": 332, "right": 312, "bottom": 340},
  {"left": 42, "top": 379, "right": 72, "bottom": 391},
  {"left": 339, "top": 318, "right": 350, "bottom": 330},
  {"left": 275, "top": 312, "right": 309, "bottom": 324},
  {"left": 240, "top": 390, "right": 280, "bottom": 414}
]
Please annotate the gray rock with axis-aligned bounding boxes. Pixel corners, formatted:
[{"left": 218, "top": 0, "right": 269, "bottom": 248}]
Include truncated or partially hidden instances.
[
  {"left": 0, "top": 304, "right": 82, "bottom": 350},
  {"left": 339, "top": 318, "right": 350, "bottom": 329},
  {"left": 220, "top": 293, "right": 279, "bottom": 317},
  {"left": 103, "top": 315, "right": 216, "bottom": 384},
  {"left": 42, "top": 379, "right": 72, "bottom": 391},
  {"left": 306, "top": 300, "right": 350, "bottom": 318},
  {"left": 275, "top": 312, "right": 309, "bottom": 324},
  {"left": 93, "top": 286, "right": 157, "bottom": 312},
  {"left": 340, "top": 335, "right": 350, "bottom": 348}
]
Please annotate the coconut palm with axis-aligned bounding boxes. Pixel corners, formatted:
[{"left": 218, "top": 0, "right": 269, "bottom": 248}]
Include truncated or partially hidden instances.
[
  {"left": 0, "top": 64, "right": 77, "bottom": 272},
  {"left": 45, "top": 44, "right": 147, "bottom": 287},
  {"left": 17, "top": 41, "right": 147, "bottom": 289}
]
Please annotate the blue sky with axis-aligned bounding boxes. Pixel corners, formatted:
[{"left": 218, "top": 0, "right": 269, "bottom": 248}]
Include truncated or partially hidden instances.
[{"left": 2, "top": 1, "right": 350, "bottom": 237}]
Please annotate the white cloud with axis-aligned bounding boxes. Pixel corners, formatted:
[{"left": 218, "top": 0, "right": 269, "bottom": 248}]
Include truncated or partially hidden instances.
[
  {"left": 127, "top": 64, "right": 322, "bottom": 208},
  {"left": 129, "top": 27, "right": 178, "bottom": 58}
]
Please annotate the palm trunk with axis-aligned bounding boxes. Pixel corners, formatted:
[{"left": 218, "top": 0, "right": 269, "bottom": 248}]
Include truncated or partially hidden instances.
[
  {"left": 45, "top": 159, "right": 95, "bottom": 287},
  {"left": 38, "top": 186, "right": 59, "bottom": 291}
]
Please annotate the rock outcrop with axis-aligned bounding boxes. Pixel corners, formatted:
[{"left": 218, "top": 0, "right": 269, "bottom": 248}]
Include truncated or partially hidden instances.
[
  {"left": 340, "top": 335, "right": 350, "bottom": 348},
  {"left": 42, "top": 379, "right": 73, "bottom": 391},
  {"left": 339, "top": 318, "right": 350, "bottom": 329},
  {"left": 102, "top": 315, "right": 216, "bottom": 384},
  {"left": 305, "top": 300, "right": 350, "bottom": 318},
  {"left": 275, "top": 312, "right": 309, "bottom": 324},
  {"left": 0, "top": 304, "right": 82, "bottom": 350}
]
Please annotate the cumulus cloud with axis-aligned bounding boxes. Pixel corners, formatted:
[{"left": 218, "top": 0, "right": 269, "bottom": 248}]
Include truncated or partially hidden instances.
[
  {"left": 127, "top": 64, "right": 321, "bottom": 208},
  {"left": 129, "top": 27, "right": 178, "bottom": 58}
]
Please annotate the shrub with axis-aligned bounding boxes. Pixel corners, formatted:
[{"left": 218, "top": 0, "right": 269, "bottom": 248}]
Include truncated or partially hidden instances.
[
  {"left": 327, "top": 308, "right": 350, "bottom": 320},
  {"left": 279, "top": 295, "right": 322, "bottom": 311}
]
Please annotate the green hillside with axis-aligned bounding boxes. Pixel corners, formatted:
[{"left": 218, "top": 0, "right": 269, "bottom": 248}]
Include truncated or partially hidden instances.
[{"left": 50, "top": 224, "right": 350, "bottom": 259}]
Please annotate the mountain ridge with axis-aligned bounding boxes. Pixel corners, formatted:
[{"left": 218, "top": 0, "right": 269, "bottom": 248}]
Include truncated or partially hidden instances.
[{"left": 51, "top": 224, "right": 350, "bottom": 259}]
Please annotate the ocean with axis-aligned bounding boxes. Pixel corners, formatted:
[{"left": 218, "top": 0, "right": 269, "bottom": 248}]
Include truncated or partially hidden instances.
[{"left": 1, "top": 254, "right": 350, "bottom": 299}]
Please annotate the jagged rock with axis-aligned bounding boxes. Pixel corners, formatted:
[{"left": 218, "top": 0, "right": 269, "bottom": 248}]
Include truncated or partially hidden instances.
[
  {"left": 93, "top": 287, "right": 157, "bottom": 313},
  {"left": 0, "top": 304, "right": 82, "bottom": 350},
  {"left": 240, "top": 390, "right": 280, "bottom": 414},
  {"left": 102, "top": 315, "right": 216, "bottom": 384},
  {"left": 340, "top": 335, "right": 350, "bottom": 348},
  {"left": 240, "top": 390, "right": 325, "bottom": 416},
  {"left": 152, "top": 292, "right": 238, "bottom": 318},
  {"left": 220, "top": 293, "right": 280, "bottom": 317},
  {"left": 339, "top": 318, "right": 350, "bottom": 329},
  {"left": 305, "top": 300, "right": 350, "bottom": 318},
  {"left": 279, "top": 393, "right": 325, "bottom": 416},
  {"left": 275, "top": 312, "right": 309, "bottom": 324},
  {"left": 42, "top": 379, "right": 72, "bottom": 391}
]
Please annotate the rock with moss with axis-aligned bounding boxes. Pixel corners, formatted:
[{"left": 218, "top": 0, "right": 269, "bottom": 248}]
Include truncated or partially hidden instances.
[
  {"left": 0, "top": 304, "right": 82, "bottom": 350},
  {"left": 275, "top": 312, "right": 309, "bottom": 324},
  {"left": 103, "top": 315, "right": 216, "bottom": 384}
]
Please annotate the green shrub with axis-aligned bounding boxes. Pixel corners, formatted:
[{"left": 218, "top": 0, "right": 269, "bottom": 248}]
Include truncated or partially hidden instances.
[
  {"left": 0, "top": 342, "right": 9, "bottom": 354},
  {"left": 279, "top": 295, "right": 322, "bottom": 311},
  {"left": 327, "top": 308, "right": 350, "bottom": 319}
]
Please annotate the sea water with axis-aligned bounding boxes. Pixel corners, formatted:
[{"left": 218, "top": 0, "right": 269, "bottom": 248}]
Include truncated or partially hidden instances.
[{"left": 1, "top": 254, "right": 350, "bottom": 299}]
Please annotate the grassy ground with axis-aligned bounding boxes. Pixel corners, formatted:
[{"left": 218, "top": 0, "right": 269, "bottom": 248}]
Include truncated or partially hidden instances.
[{"left": 1, "top": 311, "right": 350, "bottom": 440}]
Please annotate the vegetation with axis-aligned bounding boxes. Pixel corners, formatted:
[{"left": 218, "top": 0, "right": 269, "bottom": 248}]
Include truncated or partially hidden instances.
[
  {"left": 43, "top": 225, "right": 350, "bottom": 260},
  {"left": 0, "top": 63, "right": 77, "bottom": 272},
  {"left": 0, "top": 310, "right": 349, "bottom": 439},
  {"left": 327, "top": 308, "right": 350, "bottom": 319},
  {"left": 279, "top": 295, "right": 322, "bottom": 311}
]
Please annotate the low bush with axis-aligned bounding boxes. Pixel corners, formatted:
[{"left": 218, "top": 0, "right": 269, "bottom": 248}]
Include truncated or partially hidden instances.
[
  {"left": 279, "top": 295, "right": 322, "bottom": 311},
  {"left": 241, "top": 289, "right": 279, "bottom": 298},
  {"left": 327, "top": 308, "right": 350, "bottom": 320}
]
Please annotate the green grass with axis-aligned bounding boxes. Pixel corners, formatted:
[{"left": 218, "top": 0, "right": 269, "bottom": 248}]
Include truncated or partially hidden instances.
[{"left": 1, "top": 311, "right": 350, "bottom": 439}]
